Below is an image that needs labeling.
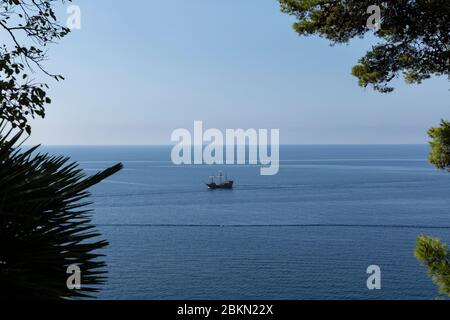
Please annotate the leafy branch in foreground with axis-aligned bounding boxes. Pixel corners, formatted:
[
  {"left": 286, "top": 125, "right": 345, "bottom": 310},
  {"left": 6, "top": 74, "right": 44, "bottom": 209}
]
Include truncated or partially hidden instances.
[
  {"left": 419, "top": 120, "right": 450, "bottom": 298},
  {"left": 279, "top": 0, "right": 450, "bottom": 92},
  {"left": 428, "top": 120, "right": 450, "bottom": 171},
  {"left": 415, "top": 235, "right": 450, "bottom": 297},
  {"left": 0, "top": 130, "right": 122, "bottom": 299},
  {"left": 1, "top": 0, "right": 71, "bottom": 133}
]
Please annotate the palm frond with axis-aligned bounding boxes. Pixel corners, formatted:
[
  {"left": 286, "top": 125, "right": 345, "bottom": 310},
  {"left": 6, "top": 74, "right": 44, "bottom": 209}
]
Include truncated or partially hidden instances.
[{"left": 0, "top": 130, "right": 122, "bottom": 299}]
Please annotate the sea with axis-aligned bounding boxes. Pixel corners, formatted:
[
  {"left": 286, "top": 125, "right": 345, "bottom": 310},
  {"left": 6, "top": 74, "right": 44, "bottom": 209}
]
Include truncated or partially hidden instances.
[{"left": 40, "top": 145, "right": 450, "bottom": 300}]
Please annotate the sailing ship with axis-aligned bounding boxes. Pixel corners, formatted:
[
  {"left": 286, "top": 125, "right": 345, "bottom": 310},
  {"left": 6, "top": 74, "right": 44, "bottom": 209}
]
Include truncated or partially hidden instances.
[{"left": 206, "top": 171, "right": 233, "bottom": 189}]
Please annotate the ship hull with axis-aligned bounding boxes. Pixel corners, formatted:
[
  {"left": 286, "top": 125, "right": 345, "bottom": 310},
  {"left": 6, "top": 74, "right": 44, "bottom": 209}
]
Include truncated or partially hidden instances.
[{"left": 207, "top": 181, "right": 233, "bottom": 189}]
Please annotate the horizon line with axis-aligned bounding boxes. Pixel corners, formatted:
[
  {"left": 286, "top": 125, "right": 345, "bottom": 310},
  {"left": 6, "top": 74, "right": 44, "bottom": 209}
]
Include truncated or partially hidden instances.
[{"left": 23, "top": 143, "right": 430, "bottom": 147}]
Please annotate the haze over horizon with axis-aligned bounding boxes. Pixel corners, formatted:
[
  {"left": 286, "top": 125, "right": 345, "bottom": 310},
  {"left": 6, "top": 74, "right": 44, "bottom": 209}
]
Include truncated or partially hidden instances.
[{"left": 26, "top": 0, "right": 449, "bottom": 145}]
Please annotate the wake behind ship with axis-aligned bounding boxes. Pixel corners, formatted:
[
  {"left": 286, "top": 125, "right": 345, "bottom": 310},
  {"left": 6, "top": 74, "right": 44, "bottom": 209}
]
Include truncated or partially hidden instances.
[{"left": 206, "top": 171, "right": 233, "bottom": 189}]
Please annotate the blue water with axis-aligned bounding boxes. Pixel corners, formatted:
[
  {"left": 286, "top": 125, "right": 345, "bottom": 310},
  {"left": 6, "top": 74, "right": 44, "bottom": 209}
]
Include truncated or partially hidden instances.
[{"left": 41, "top": 145, "right": 450, "bottom": 300}]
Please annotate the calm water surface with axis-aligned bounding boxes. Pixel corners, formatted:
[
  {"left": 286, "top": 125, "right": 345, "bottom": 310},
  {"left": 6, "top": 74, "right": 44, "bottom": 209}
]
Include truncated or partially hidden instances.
[{"left": 42, "top": 145, "right": 450, "bottom": 299}]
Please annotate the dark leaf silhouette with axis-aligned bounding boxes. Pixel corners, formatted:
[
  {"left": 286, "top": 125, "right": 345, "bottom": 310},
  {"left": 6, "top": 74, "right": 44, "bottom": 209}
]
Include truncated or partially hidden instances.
[{"left": 0, "top": 129, "right": 122, "bottom": 299}]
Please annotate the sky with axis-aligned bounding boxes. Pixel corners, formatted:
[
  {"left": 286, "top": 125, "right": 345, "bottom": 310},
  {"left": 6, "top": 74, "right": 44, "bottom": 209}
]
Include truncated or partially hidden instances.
[{"left": 20, "top": 0, "right": 450, "bottom": 145}]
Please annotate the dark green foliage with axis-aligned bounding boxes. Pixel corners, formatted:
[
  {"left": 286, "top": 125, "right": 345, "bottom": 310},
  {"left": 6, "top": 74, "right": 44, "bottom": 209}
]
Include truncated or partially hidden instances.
[
  {"left": 415, "top": 235, "right": 450, "bottom": 297},
  {"left": 428, "top": 120, "right": 450, "bottom": 171},
  {"left": 0, "top": 130, "right": 123, "bottom": 299},
  {"left": 279, "top": 0, "right": 450, "bottom": 92},
  {"left": 422, "top": 121, "right": 450, "bottom": 297},
  {"left": 1, "top": 0, "right": 71, "bottom": 133}
]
